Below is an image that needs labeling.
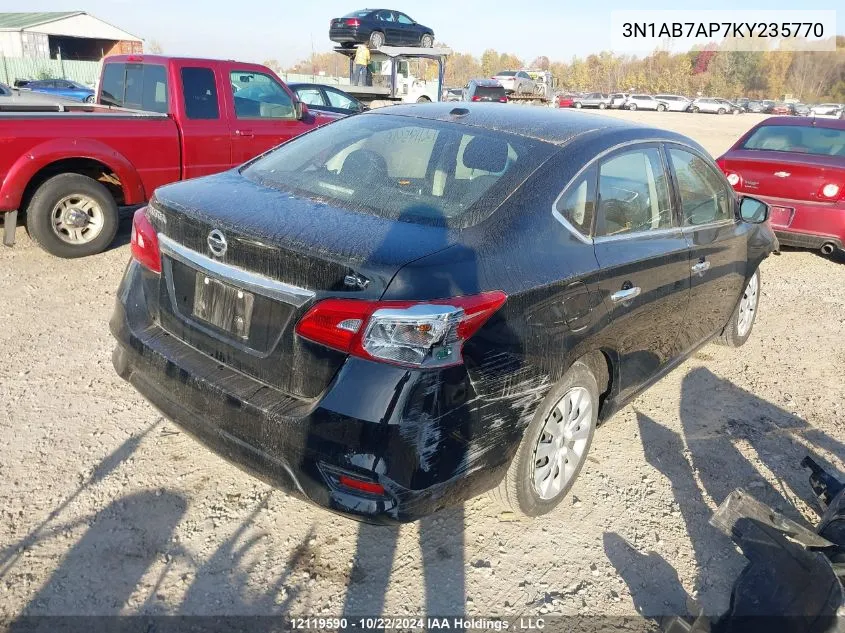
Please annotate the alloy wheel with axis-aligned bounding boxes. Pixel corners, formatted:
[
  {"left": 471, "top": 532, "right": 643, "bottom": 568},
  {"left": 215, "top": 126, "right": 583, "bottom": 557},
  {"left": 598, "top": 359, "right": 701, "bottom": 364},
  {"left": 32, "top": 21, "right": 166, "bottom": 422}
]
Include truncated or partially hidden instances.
[
  {"left": 736, "top": 273, "right": 759, "bottom": 337},
  {"left": 533, "top": 387, "right": 593, "bottom": 500}
]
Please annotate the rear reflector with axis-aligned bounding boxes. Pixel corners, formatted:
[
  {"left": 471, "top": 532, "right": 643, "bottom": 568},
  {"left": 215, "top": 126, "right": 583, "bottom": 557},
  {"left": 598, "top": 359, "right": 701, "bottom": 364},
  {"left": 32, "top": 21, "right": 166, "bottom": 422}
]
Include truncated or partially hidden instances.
[
  {"left": 295, "top": 291, "right": 507, "bottom": 368},
  {"left": 130, "top": 207, "right": 161, "bottom": 274},
  {"left": 338, "top": 475, "right": 385, "bottom": 495}
]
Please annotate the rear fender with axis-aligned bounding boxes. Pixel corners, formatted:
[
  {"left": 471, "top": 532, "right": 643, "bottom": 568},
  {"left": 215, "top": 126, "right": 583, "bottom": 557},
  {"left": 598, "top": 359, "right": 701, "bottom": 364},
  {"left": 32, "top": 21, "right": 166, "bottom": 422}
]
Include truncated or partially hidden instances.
[{"left": 0, "top": 138, "right": 145, "bottom": 211}]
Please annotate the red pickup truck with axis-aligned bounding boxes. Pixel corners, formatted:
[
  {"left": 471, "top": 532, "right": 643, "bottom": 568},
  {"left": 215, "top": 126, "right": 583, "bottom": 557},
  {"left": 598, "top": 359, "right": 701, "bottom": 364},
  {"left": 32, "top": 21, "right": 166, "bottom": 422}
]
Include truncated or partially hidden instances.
[{"left": 0, "top": 55, "right": 339, "bottom": 257}]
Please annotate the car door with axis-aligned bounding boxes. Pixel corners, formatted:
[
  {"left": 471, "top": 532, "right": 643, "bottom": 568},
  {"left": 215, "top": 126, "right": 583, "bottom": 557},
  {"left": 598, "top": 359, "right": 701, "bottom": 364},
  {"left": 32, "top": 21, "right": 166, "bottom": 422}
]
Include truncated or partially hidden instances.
[
  {"left": 395, "top": 12, "right": 419, "bottom": 45},
  {"left": 176, "top": 66, "right": 233, "bottom": 179},
  {"left": 665, "top": 144, "right": 749, "bottom": 350},
  {"left": 373, "top": 10, "right": 402, "bottom": 44},
  {"left": 227, "top": 69, "right": 311, "bottom": 164},
  {"left": 592, "top": 144, "right": 691, "bottom": 401},
  {"left": 322, "top": 86, "right": 363, "bottom": 114}
]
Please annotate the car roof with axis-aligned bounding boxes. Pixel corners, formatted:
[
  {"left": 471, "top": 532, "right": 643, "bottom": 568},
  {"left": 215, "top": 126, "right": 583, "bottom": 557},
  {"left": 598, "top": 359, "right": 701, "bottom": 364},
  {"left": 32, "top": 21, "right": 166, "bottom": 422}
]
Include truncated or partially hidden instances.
[
  {"left": 366, "top": 102, "right": 700, "bottom": 148},
  {"left": 756, "top": 115, "right": 845, "bottom": 130},
  {"left": 470, "top": 79, "right": 502, "bottom": 87}
]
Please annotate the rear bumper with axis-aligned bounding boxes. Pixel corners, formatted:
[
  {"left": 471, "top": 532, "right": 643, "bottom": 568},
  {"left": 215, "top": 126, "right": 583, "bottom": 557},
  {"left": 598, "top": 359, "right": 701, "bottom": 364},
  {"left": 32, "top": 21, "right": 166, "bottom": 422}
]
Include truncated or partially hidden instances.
[
  {"left": 329, "top": 27, "right": 368, "bottom": 43},
  {"left": 110, "top": 262, "right": 525, "bottom": 523},
  {"left": 753, "top": 195, "right": 845, "bottom": 251}
]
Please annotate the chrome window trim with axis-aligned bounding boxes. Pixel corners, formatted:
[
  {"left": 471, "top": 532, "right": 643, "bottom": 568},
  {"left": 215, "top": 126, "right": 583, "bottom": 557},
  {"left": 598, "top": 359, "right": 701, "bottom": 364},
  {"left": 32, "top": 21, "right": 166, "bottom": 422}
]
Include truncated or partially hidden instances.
[
  {"left": 158, "top": 234, "right": 315, "bottom": 307},
  {"left": 593, "top": 226, "right": 683, "bottom": 244},
  {"left": 550, "top": 137, "right": 708, "bottom": 243}
]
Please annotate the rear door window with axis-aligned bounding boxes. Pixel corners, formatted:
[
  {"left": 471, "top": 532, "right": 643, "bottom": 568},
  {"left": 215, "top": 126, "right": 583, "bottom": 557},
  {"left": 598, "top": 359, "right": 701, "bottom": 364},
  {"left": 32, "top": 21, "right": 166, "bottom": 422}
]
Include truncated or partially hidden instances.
[
  {"left": 595, "top": 147, "right": 673, "bottom": 237},
  {"left": 181, "top": 67, "right": 219, "bottom": 119},
  {"left": 100, "top": 62, "right": 168, "bottom": 113}
]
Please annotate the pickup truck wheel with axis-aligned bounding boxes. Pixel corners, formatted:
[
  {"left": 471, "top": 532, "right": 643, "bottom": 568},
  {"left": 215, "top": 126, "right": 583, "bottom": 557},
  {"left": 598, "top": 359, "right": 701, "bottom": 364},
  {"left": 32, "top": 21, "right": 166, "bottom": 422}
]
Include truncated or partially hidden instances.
[
  {"left": 717, "top": 269, "right": 760, "bottom": 348},
  {"left": 26, "top": 173, "right": 118, "bottom": 258},
  {"left": 490, "top": 361, "right": 598, "bottom": 517}
]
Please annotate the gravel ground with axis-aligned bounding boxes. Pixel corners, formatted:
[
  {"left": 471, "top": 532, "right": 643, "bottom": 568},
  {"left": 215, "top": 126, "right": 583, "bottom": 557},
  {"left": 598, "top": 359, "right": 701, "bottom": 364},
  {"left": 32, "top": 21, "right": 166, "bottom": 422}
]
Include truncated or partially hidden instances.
[{"left": 1, "top": 111, "right": 843, "bottom": 624}]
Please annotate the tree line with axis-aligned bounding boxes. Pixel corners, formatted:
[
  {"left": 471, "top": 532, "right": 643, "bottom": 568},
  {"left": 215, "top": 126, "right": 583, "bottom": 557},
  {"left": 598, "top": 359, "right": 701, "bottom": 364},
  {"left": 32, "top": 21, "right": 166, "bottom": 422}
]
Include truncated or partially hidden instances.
[{"left": 279, "top": 36, "right": 844, "bottom": 102}]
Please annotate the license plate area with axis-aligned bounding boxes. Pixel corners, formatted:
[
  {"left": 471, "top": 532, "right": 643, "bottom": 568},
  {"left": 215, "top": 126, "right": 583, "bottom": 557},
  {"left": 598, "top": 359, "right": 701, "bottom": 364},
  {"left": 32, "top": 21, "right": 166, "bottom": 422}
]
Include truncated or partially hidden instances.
[
  {"left": 193, "top": 274, "right": 255, "bottom": 340},
  {"left": 769, "top": 206, "right": 794, "bottom": 227}
]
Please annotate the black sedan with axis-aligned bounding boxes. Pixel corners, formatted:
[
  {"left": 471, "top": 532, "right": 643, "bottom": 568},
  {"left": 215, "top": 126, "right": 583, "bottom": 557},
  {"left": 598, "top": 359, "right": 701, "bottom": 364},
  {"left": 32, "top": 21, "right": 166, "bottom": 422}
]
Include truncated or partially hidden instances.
[
  {"left": 288, "top": 83, "right": 366, "bottom": 116},
  {"left": 112, "top": 104, "right": 776, "bottom": 523},
  {"left": 329, "top": 9, "right": 434, "bottom": 49}
]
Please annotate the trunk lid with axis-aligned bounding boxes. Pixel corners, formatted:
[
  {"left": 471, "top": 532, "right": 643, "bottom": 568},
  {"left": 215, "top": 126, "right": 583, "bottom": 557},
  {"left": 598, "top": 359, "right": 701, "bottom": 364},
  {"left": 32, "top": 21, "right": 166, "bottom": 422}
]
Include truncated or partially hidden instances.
[
  {"left": 719, "top": 150, "right": 843, "bottom": 203},
  {"left": 149, "top": 170, "right": 456, "bottom": 399}
]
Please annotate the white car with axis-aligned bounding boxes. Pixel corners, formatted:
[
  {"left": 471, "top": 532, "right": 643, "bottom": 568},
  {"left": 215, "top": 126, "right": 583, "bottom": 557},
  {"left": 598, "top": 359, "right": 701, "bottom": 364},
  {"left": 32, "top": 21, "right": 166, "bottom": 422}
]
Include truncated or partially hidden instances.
[
  {"left": 690, "top": 97, "right": 742, "bottom": 114},
  {"left": 609, "top": 93, "right": 629, "bottom": 109},
  {"left": 811, "top": 103, "right": 844, "bottom": 118},
  {"left": 491, "top": 70, "right": 534, "bottom": 95},
  {"left": 624, "top": 94, "right": 665, "bottom": 111},
  {"left": 653, "top": 94, "right": 691, "bottom": 112}
]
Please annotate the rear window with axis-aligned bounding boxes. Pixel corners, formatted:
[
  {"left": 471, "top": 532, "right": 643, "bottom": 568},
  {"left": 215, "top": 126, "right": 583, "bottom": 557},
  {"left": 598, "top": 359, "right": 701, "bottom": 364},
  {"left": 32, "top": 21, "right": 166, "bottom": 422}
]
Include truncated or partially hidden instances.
[
  {"left": 242, "top": 114, "right": 555, "bottom": 228},
  {"left": 742, "top": 125, "right": 845, "bottom": 157},
  {"left": 496, "top": 71, "right": 516, "bottom": 76},
  {"left": 100, "top": 63, "right": 168, "bottom": 113},
  {"left": 474, "top": 86, "right": 505, "bottom": 99},
  {"left": 343, "top": 10, "right": 371, "bottom": 17}
]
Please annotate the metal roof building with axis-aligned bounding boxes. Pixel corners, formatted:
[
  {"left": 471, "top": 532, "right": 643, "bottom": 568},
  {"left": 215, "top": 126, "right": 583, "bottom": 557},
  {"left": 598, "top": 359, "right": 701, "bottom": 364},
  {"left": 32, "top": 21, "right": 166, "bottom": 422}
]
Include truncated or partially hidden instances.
[{"left": 0, "top": 12, "right": 143, "bottom": 61}]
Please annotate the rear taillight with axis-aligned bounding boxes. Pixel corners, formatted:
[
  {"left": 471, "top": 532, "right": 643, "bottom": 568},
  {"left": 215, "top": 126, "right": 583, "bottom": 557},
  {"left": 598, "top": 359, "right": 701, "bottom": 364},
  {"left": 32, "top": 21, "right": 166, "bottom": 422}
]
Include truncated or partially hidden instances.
[
  {"left": 295, "top": 291, "right": 507, "bottom": 368},
  {"left": 820, "top": 183, "right": 841, "bottom": 199},
  {"left": 726, "top": 173, "right": 741, "bottom": 186},
  {"left": 499, "top": 96, "right": 508, "bottom": 103},
  {"left": 130, "top": 207, "right": 161, "bottom": 274},
  {"left": 338, "top": 475, "right": 384, "bottom": 496},
  {"left": 345, "top": 18, "right": 360, "bottom": 27},
  {"left": 471, "top": 95, "right": 481, "bottom": 102}
]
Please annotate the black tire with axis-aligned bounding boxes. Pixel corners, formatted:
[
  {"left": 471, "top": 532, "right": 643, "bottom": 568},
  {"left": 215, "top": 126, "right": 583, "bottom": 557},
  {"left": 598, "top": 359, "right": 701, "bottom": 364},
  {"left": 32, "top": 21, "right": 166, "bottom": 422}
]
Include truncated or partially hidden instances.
[
  {"left": 628, "top": 103, "right": 637, "bottom": 111},
  {"left": 691, "top": 106, "right": 700, "bottom": 113},
  {"left": 25, "top": 173, "right": 119, "bottom": 258},
  {"left": 85, "top": 94, "right": 95, "bottom": 103},
  {"left": 490, "top": 361, "right": 599, "bottom": 517},
  {"left": 420, "top": 34, "right": 434, "bottom": 48},
  {"left": 598, "top": 102, "right": 607, "bottom": 109},
  {"left": 717, "top": 108, "right": 726, "bottom": 115},
  {"left": 657, "top": 103, "right": 666, "bottom": 112},
  {"left": 368, "top": 31, "right": 385, "bottom": 48},
  {"left": 717, "top": 269, "right": 760, "bottom": 348},
  {"left": 574, "top": 102, "right": 582, "bottom": 109},
  {"left": 416, "top": 96, "right": 430, "bottom": 103}
]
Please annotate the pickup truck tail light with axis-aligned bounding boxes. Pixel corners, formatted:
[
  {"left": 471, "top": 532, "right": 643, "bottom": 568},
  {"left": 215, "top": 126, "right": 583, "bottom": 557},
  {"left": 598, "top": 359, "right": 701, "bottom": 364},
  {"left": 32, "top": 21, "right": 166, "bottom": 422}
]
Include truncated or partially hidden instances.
[
  {"left": 295, "top": 291, "right": 507, "bottom": 368},
  {"left": 499, "top": 96, "right": 508, "bottom": 103},
  {"left": 130, "top": 207, "right": 161, "bottom": 274}
]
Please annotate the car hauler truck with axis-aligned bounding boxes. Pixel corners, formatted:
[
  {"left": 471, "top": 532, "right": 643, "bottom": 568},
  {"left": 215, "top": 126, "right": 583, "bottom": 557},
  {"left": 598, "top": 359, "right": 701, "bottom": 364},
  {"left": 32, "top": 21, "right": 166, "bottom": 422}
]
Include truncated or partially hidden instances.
[
  {"left": 506, "top": 69, "right": 557, "bottom": 105},
  {"left": 335, "top": 45, "right": 451, "bottom": 107}
]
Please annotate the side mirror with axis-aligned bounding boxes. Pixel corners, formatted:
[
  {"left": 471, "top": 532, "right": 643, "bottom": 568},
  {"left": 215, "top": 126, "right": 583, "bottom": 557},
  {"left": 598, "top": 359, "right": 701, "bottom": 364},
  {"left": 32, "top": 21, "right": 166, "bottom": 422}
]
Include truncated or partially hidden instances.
[
  {"left": 295, "top": 101, "right": 308, "bottom": 120},
  {"left": 739, "top": 196, "right": 769, "bottom": 224}
]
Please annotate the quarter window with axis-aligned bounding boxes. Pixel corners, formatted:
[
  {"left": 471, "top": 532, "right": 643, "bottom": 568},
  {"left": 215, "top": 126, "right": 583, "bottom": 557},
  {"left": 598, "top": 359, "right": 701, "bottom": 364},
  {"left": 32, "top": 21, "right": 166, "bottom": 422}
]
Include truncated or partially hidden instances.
[
  {"left": 230, "top": 71, "right": 294, "bottom": 119},
  {"left": 555, "top": 165, "right": 597, "bottom": 236},
  {"left": 596, "top": 148, "right": 673, "bottom": 237},
  {"left": 181, "top": 67, "right": 219, "bottom": 119},
  {"left": 668, "top": 148, "right": 732, "bottom": 225}
]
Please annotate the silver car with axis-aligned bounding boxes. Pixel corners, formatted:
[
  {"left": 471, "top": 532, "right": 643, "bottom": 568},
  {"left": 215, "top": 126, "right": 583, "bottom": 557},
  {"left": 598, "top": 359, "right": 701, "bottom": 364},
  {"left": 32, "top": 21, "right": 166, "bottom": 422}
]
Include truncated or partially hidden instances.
[
  {"left": 624, "top": 94, "right": 665, "bottom": 111},
  {"left": 491, "top": 70, "right": 534, "bottom": 95},
  {"left": 811, "top": 103, "right": 844, "bottom": 118},
  {"left": 609, "top": 93, "right": 629, "bottom": 109},
  {"left": 690, "top": 98, "right": 742, "bottom": 115},
  {"left": 572, "top": 92, "right": 611, "bottom": 109},
  {"left": 653, "top": 94, "right": 691, "bottom": 112}
]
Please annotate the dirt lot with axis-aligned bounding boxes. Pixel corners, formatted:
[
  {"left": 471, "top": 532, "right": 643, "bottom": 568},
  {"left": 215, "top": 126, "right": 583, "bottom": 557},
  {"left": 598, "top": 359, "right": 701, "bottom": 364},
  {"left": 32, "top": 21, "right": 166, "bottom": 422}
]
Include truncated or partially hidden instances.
[{"left": 1, "top": 110, "right": 844, "bottom": 624}]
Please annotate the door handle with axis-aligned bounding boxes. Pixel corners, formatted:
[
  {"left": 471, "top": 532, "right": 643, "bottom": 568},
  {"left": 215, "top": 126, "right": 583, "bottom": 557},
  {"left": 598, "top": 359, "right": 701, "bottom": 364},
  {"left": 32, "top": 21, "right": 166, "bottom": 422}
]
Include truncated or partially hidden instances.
[
  {"left": 691, "top": 261, "right": 711, "bottom": 275},
  {"left": 610, "top": 286, "right": 641, "bottom": 303},
  {"left": 233, "top": 129, "right": 254, "bottom": 138}
]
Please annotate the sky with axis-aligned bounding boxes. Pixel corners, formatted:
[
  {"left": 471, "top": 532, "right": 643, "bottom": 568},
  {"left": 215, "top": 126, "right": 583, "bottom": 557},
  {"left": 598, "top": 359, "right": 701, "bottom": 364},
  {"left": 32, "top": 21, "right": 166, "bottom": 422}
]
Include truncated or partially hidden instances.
[{"left": 11, "top": 0, "right": 845, "bottom": 66}]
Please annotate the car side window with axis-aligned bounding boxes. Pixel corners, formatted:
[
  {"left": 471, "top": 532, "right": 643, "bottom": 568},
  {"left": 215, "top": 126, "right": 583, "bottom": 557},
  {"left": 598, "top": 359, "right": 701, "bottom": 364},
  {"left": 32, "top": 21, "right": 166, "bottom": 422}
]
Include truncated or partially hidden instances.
[
  {"left": 595, "top": 147, "right": 673, "bottom": 237},
  {"left": 295, "top": 87, "right": 325, "bottom": 106},
  {"left": 376, "top": 10, "right": 395, "bottom": 21},
  {"left": 555, "top": 164, "right": 597, "bottom": 236},
  {"left": 181, "top": 67, "right": 219, "bottom": 119},
  {"left": 396, "top": 13, "right": 414, "bottom": 24},
  {"left": 325, "top": 88, "right": 356, "bottom": 110},
  {"left": 230, "top": 71, "right": 294, "bottom": 119},
  {"left": 668, "top": 148, "right": 732, "bottom": 226}
]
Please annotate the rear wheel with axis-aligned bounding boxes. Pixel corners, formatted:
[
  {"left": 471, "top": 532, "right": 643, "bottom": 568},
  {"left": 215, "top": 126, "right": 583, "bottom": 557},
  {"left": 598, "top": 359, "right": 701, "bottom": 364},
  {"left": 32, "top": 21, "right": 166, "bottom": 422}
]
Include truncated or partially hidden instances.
[
  {"left": 420, "top": 34, "right": 434, "bottom": 48},
  {"left": 84, "top": 94, "right": 95, "bottom": 103},
  {"left": 574, "top": 102, "right": 582, "bottom": 109},
  {"left": 657, "top": 103, "right": 666, "bottom": 112},
  {"left": 491, "top": 361, "right": 598, "bottom": 517},
  {"left": 25, "top": 173, "right": 119, "bottom": 258},
  {"left": 717, "top": 108, "right": 726, "bottom": 115},
  {"left": 691, "top": 106, "right": 700, "bottom": 113},
  {"left": 598, "top": 102, "right": 607, "bottom": 109},
  {"left": 628, "top": 103, "right": 637, "bottom": 111},
  {"left": 717, "top": 269, "right": 760, "bottom": 347},
  {"left": 368, "top": 31, "right": 385, "bottom": 48}
]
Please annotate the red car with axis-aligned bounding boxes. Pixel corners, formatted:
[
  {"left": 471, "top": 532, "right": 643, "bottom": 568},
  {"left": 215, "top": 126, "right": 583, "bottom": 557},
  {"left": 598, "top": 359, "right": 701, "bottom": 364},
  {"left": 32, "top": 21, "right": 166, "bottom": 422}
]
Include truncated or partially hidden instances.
[
  {"left": 556, "top": 94, "right": 575, "bottom": 108},
  {"left": 717, "top": 116, "right": 845, "bottom": 256},
  {"left": 769, "top": 103, "right": 792, "bottom": 115}
]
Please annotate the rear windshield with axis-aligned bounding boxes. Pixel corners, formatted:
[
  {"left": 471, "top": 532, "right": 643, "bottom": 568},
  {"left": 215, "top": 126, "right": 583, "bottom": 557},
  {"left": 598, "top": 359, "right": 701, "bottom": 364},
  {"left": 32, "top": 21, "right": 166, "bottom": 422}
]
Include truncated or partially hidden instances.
[
  {"left": 474, "top": 86, "right": 506, "bottom": 99},
  {"left": 343, "top": 10, "right": 370, "bottom": 17},
  {"left": 242, "top": 113, "right": 555, "bottom": 227},
  {"left": 742, "top": 125, "right": 845, "bottom": 157},
  {"left": 496, "top": 71, "right": 515, "bottom": 76},
  {"left": 100, "top": 62, "right": 168, "bottom": 113}
]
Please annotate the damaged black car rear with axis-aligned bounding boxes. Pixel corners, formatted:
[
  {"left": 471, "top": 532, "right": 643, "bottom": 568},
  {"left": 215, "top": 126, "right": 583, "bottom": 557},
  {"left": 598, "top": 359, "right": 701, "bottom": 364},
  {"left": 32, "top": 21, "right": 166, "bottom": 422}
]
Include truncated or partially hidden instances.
[{"left": 111, "top": 104, "right": 776, "bottom": 523}]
